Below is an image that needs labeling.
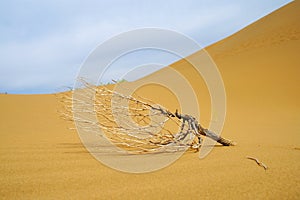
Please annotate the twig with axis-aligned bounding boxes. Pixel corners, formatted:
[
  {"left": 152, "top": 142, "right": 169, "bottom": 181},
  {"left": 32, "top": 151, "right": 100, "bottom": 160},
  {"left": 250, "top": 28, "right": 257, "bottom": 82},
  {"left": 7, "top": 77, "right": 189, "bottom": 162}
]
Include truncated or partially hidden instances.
[{"left": 246, "top": 156, "right": 268, "bottom": 170}]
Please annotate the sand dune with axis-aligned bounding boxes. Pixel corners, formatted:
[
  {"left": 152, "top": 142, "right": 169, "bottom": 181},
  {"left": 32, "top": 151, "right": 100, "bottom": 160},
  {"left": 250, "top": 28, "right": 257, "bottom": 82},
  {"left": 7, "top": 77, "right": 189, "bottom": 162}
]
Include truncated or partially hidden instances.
[{"left": 1, "top": 1, "right": 299, "bottom": 199}]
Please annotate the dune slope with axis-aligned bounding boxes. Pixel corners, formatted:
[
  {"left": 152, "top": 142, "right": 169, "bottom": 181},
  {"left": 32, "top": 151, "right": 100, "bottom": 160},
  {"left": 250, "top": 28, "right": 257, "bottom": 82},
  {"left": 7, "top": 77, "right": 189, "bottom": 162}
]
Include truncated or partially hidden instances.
[{"left": 1, "top": 1, "right": 299, "bottom": 199}]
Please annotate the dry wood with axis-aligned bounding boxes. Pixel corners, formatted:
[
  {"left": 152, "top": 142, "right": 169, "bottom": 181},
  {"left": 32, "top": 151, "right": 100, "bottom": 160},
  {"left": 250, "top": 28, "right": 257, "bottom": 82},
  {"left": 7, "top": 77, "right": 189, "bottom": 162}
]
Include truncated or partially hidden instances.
[
  {"left": 246, "top": 156, "right": 268, "bottom": 170},
  {"left": 172, "top": 109, "right": 236, "bottom": 146},
  {"left": 59, "top": 80, "right": 236, "bottom": 154}
]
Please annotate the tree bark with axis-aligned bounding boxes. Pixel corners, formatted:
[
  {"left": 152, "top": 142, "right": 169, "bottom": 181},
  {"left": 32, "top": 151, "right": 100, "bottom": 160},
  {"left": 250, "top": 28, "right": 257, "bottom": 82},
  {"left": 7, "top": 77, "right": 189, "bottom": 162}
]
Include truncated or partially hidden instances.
[
  {"left": 173, "top": 109, "right": 235, "bottom": 146},
  {"left": 201, "top": 128, "right": 235, "bottom": 146}
]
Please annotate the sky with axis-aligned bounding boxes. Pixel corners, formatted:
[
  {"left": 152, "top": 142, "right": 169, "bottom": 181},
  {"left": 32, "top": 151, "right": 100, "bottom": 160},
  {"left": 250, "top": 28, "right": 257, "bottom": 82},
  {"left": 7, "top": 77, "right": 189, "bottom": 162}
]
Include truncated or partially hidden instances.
[{"left": 0, "top": 0, "right": 293, "bottom": 94}]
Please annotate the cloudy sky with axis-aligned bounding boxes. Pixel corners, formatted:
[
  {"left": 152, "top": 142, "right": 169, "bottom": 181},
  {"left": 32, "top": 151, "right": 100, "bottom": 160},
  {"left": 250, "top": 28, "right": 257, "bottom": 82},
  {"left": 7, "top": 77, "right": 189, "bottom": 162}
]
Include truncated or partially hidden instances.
[{"left": 0, "top": 0, "right": 292, "bottom": 94}]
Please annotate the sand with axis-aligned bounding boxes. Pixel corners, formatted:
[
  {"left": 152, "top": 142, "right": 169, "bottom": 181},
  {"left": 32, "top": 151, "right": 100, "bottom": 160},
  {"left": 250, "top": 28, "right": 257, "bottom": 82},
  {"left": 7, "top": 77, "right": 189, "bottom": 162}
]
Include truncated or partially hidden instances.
[{"left": 1, "top": 1, "right": 299, "bottom": 199}]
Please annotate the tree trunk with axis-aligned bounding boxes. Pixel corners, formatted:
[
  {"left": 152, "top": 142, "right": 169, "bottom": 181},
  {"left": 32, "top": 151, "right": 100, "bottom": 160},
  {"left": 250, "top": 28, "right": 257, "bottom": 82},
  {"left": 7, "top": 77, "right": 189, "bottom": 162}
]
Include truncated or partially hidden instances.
[
  {"left": 201, "top": 128, "right": 235, "bottom": 146},
  {"left": 173, "top": 109, "right": 235, "bottom": 146}
]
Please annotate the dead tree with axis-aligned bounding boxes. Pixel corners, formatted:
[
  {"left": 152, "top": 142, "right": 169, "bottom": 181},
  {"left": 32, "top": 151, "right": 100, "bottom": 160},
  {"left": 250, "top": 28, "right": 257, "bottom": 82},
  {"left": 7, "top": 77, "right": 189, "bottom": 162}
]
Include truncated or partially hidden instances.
[
  {"left": 58, "top": 80, "right": 235, "bottom": 155},
  {"left": 172, "top": 110, "right": 235, "bottom": 146}
]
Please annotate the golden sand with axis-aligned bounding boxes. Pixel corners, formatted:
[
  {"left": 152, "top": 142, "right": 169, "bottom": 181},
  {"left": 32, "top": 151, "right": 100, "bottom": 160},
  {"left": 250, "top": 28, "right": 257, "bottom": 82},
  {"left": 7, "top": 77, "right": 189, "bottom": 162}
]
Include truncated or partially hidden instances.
[{"left": 1, "top": 1, "right": 299, "bottom": 199}]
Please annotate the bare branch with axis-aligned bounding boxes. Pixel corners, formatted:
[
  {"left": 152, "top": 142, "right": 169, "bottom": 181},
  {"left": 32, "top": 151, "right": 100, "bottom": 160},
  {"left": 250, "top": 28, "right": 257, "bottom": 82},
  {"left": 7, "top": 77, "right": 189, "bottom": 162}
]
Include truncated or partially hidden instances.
[{"left": 58, "top": 79, "right": 235, "bottom": 155}]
